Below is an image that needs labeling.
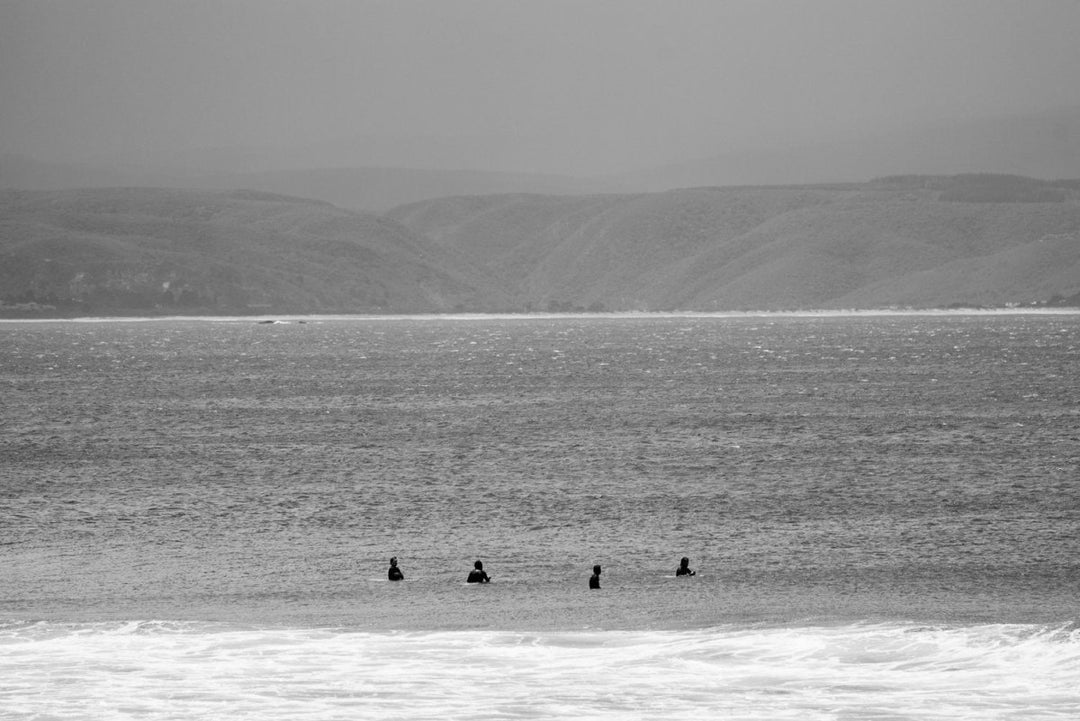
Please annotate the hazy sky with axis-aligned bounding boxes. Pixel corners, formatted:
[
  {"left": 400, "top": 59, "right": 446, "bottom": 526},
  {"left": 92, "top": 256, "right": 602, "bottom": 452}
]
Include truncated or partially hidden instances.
[{"left": 2, "top": 0, "right": 1079, "bottom": 175}]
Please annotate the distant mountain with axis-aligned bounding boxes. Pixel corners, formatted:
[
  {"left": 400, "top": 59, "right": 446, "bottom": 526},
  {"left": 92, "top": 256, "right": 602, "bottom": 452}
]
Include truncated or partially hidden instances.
[
  {"left": 3, "top": 177, "right": 1078, "bottom": 317},
  {"left": 388, "top": 175, "right": 1080, "bottom": 311},
  {"left": 621, "top": 108, "right": 1080, "bottom": 190},
  {"left": 181, "top": 167, "right": 626, "bottom": 213},
  {"left": 0, "top": 154, "right": 145, "bottom": 189},
  {"left": 0, "top": 188, "right": 506, "bottom": 316},
  {"left": 7, "top": 107, "right": 1079, "bottom": 206},
  {"left": 0, "top": 155, "right": 625, "bottom": 212}
]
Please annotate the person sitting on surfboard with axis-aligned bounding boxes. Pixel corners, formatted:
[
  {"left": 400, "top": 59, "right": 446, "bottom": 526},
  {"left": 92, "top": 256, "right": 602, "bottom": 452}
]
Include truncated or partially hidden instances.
[
  {"left": 467, "top": 560, "right": 490, "bottom": 583},
  {"left": 676, "top": 557, "right": 696, "bottom": 577},
  {"left": 589, "top": 564, "right": 602, "bottom": 589},
  {"left": 388, "top": 557, "right": 404, "bottom": 581}
]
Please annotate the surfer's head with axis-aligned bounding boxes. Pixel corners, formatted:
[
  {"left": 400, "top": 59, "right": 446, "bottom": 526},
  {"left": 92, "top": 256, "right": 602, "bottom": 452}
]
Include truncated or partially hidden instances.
[
  {"left": 680, "top": 557, "right": 690, "bottom": 567},
  {"left": 474, "top": 560, "right": 483, "bottom": 570},
  {"left": 593, "top": 564, "right": 602, "bottom": 575},
  {"left": 389, "top": 557, "right": 398, "bottom": 566}
]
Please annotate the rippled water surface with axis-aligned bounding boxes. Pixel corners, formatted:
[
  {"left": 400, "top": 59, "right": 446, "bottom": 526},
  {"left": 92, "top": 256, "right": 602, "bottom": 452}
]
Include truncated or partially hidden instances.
[
  {"left": 3, "top": 312, "right": 1077, "bottom": 630},
  {"left": 4, "top": 312, "right": 1080, "bottom": 719}
]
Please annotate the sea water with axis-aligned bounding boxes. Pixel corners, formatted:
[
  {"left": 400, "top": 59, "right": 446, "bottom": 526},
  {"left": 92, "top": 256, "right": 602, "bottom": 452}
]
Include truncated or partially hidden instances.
[{"left": 2, "top": 313, "right": 1078, "bottom": 719}]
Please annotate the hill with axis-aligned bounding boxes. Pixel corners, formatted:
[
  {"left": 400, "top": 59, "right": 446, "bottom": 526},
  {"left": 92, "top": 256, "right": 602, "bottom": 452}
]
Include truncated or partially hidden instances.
[
  {"left": 388, "top": 175, "right": 1080, "bottom": 311},
  {"left": 3, "top": 177, "right": 1079, "bottom": 317},
  {"left": 0, "top": 188, "right": 506, "bottom": 316}
]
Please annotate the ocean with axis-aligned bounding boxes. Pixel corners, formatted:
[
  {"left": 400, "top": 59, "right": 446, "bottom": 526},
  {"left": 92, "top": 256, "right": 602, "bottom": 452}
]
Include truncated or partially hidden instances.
[{"left": 2, "top": 312, "right": 1078, "bottom": 719}]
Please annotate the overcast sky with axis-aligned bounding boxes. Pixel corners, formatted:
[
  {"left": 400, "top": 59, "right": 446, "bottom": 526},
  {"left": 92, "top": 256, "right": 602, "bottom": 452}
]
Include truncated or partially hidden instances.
[{"left": 2, "top": 0, "right": 1079, "bottom": 175}]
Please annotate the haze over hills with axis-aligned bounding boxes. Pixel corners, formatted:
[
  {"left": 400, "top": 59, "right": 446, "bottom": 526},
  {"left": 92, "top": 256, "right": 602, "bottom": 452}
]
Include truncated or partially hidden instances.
[
  {"left": 619, "top": 108, "right": 1080, "bottom": 190},
  {"left": 2, "top": 177, "right": 1078, "bottom": 317},
  {"left": 0, "top": 155, "right": 626, "bottom": 214},
  {"left": 3, "top": 108, "right": 1078, "bottom": 211}
]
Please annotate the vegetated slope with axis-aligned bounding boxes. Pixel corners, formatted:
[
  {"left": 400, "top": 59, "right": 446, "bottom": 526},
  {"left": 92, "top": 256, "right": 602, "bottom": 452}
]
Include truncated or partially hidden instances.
[
  {"left": 5, "top": 176, "right": 1079, "bottom": 317},
  {"left": 0, "top": 188, "right": 506, "bottom": 316},
  {"left": 389, "top": 176, "right": 1080, "bottom": 311}
]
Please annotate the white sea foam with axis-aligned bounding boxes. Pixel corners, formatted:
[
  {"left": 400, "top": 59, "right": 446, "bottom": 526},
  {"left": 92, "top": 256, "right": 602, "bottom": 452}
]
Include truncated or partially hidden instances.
[{"left": 2, "top": 621, "right": 1078, "bottom": 720}]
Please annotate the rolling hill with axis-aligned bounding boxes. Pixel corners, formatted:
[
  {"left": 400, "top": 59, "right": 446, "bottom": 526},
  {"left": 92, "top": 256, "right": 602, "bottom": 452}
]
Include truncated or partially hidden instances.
[
  {"left": 2, "top": 176, "right": 1078, "bottom": 317},
  {"left": 387, "top": 175, "right": 1080, "bottom": 311},
  {"left": 0, "top": 187, "right": 507, "bottom": 316}
]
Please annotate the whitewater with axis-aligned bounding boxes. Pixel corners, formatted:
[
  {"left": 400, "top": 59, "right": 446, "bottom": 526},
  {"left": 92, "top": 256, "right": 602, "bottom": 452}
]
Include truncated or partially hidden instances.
[{"left": 3, "top": 621, "right": 1078, "bottom": 720}]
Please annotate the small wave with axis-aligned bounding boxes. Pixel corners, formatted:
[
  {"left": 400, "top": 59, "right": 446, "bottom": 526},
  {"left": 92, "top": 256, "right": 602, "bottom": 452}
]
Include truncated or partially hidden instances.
[{"left": 3, "top": 620, "right": 1078, "bottom": 719}]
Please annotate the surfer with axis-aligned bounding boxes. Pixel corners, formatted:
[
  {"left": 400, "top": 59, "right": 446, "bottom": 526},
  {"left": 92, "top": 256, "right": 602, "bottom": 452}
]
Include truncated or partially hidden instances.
[
  {"left": 467, "top": 560, "right": 490, "bottom": 583},
  {"left": 589, "top": 564, "right": 601, "bottom": 589},
  {"left": 387, "top": 557, "right": 404, "bottom": 581},
  {"left": 676, "top": 557, "right": 696, "bottom": 577}
]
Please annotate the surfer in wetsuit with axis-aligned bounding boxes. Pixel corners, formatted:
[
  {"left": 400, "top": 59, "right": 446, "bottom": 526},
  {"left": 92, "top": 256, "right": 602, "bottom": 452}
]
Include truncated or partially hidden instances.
[
  {"left": 388, "top": 557, "right": 404, "bottom": 581},
  {"left": 676, "top": 557, "right": 696, "bottom": 577},
  {"left": 467, "top": 560, "right": 490, "bottom": 583},
  {"left": 589, "top": 564, "right": 601, "bottom": 589}
]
